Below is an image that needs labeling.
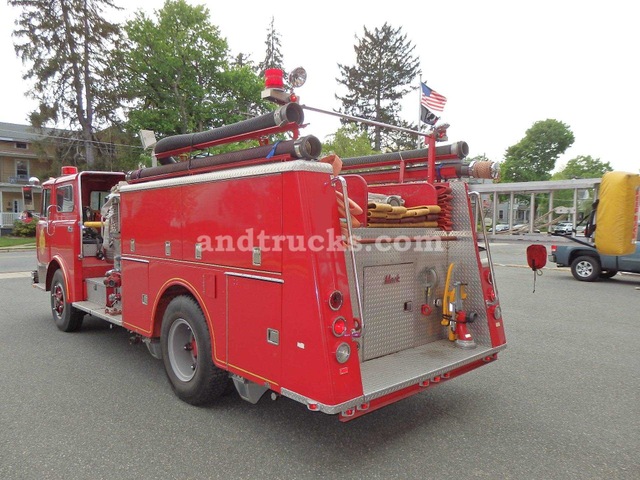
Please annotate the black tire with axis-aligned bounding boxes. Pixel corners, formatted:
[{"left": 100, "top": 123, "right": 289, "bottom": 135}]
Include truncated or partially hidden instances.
[
  {"left": 570, "top": 255, "right": 601, "bottom": 282},
  {"left": 161, "top": 295, "right": 228, "bottom": 406},
  {"left": 50, "top": 269, "right": 84, "bottom": 332},
  {"left": 600, "top": 270, "right": 618, "bottom": 279}
]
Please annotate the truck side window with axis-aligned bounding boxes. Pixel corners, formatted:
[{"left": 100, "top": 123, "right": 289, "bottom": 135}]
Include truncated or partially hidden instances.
[
  {"left": 90, "top": 191, "right": 109, "bottom": 211},
  {"left": 56, "top": 185, "right": 74, "bottom": 213},
  {"left": 41, "top": 188, "right": 51, "bottom": 217}
]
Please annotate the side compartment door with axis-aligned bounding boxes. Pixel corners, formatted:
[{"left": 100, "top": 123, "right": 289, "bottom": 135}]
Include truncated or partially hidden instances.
[
  {"left": 121, "top": 258, "right": 151, "bottom": 335},
  {"left": 226, "top": 274, "right": 282, "bottom": 387}
]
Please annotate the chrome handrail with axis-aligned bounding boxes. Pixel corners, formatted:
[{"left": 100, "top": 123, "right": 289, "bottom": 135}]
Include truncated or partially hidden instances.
[
  {"left": 331, "top": 175, "right": 365, "bottom": 338},
  {"left": 468, "top": 190, "right": 500, "bottom": 305}
]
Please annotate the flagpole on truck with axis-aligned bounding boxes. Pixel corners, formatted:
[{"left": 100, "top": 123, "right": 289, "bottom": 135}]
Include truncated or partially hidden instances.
[{"left": 418, "top": 75, "right": 425, "bottom": 149}]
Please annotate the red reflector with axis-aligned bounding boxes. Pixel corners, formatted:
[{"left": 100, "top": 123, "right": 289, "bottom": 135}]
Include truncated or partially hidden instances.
[
  {"left": 332, "top": 317, "right": 347, "bottom": 337},
  {"left": 339, "top": 366, "right": 348, "bottom": 375},
  {"left": 486, "top": 287, "right": 496, "bottom": 302},
  {"left": 483, "top": 269, "right": 493, "bottom": 285}
]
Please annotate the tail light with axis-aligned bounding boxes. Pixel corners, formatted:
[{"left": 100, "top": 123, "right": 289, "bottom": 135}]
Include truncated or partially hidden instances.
[
  {"left": 332, "top": 317, "right": 347, "bottom": 337},
  {"left": 551, "top": 245, "right": 557, "bottom": 253}
]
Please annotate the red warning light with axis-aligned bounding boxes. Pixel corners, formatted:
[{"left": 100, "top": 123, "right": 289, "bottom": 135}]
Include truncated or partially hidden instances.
[
  {"left": 264, "top": 68, "right": 284, "bottom": 89},
  {"left": 61, "top": 166, "right": 78, "bottom": 175}
]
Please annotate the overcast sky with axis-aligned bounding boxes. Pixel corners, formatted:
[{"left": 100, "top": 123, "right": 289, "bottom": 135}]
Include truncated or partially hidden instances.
[{"left": 1, "top": 0, "right": 638, "bottom": 174}]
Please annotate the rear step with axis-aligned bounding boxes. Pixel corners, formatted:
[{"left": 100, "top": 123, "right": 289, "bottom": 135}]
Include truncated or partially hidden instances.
[{"left": 360, "top": 340, "right": 504, "bottom": 400}]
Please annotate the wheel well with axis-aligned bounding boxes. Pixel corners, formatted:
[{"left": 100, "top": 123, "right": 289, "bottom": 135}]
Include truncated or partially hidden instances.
[
  {"left": 569, "top": 250, "right": 600, "bottom": 265},
  {"left": 45, "top": 261, "right": 62, "bottom": 291},
  {"left": 151, "top": 285, "right": 197, "bottom": 338}
]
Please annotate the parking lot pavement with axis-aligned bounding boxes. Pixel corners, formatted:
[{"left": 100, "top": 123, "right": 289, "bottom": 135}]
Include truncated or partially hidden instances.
[{"left": 1, "top": 243, "right": 638, "bottom": 479}]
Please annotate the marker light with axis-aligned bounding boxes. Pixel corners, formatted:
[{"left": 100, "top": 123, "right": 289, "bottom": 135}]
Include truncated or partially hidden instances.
[
  {"left": 335, "top": 343, "right": 351, "bottom": 364},
  {"left": 328, "top": 290, "right": 343, "bottom": 311}
]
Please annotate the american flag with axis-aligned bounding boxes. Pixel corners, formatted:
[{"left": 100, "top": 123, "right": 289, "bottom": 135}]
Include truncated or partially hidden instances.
[{"left": 421, "top": 82, "right": 447, "bottom": 112}]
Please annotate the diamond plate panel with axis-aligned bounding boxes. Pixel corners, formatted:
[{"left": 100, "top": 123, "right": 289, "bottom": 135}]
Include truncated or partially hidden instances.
[
  {"left": 362, "top": 263, "right": 418, "bottom": 360},
  {"left": 360, "top": 341, "right": 505, "bottom": 399},
  {"left": 447, "top": 181, "right": 493, "bottom": 347},
  {"left": 345, "top": 240, "right": 452, "bottom": 363}
]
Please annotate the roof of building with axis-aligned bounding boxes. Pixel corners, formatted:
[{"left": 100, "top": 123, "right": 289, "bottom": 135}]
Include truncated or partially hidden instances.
[
  {"left": 0, "top": 122, "right": 71, "bottom": 144},
  {"left": 472, "top": 177, "right": 601, "bottom": 193}
]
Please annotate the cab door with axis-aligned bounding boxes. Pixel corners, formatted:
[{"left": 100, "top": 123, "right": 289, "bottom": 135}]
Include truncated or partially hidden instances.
[
  {"left": 49, "top": 183, "right": 78, "bottom": 263},
  {"left": 36, "top": 186, "right": 52, "bottom": 266},
  {"left": 41, "top": 182, "right": 81, "bottom": 300}
]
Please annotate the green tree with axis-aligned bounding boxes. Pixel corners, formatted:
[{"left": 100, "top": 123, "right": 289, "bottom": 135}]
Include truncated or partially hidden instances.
[
  {"left": 112, "top": 0, "right": 265, "bottom": 138},
  {"left": 336, "top": 23, "right": 420, "bottom": 151},
  {"left": 258, "top": 17, "right": 285, "bottom": 80},
  {"left": 542, "top": 155, "right": 612, "bottom": 222},
  {"left": 499, "top": 119, "right": 575, "bottom": 182},
  {"left": 10, "top": 0, "right": 120, "bottom": 168},
  {"left": 322, "top": 124, "right": 376, "bottom": 158},
  {"left": 552, "top": 155, "right": 612, "bottom": 180}
]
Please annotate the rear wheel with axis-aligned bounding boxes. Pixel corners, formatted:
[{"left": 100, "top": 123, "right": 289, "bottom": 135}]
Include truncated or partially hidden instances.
[
  {"left": 600, "top": 269, "right": 618, "bottom": 279},
  {"left": 50, "top": 269, "right": 84, "bottom": 332},
  {"left": 570, "top": 255, "right": 601, "bottom": 282},
  {"left": 161, "top": 295, "right": 228, "bottom": 405}
]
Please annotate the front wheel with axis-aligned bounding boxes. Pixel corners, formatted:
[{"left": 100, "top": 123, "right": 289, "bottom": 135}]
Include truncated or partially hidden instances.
[
  {"left": 161, "top": 295, "right": 228, "bottom": 405},
  {"left": 50, "top": 269, "right": 84, "bottom": 332},
  {"left": 570, "top": 255, "right": 601, "bottom": 282}
]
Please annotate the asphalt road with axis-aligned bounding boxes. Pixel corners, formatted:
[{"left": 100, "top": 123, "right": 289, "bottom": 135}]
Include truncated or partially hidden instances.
[{"left": 0, "top": 245, "right": 638, "bottom": 480}]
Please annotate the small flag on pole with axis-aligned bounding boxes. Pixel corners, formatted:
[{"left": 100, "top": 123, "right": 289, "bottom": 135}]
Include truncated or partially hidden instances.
[
  {"left": 420, "top": 105, "right": 438, "bottom": 126},
  {"left": 421, "top": 82, "right": 447, "bottom": 112}
]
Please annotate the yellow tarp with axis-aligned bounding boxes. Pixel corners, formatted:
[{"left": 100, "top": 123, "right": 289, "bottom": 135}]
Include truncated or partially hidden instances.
[{"left": 595, "top": 171, "right": 640, "bottom": 256}]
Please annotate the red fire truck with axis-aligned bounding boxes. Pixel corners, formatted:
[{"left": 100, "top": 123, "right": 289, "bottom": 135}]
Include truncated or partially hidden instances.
[{"left": 32, "top": 72, "right": 505, "bottom": 421}]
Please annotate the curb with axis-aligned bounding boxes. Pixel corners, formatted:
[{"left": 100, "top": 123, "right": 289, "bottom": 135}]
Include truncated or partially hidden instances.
[{"left": 0, "top": 245, "right": 36, "bottom": 253}]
